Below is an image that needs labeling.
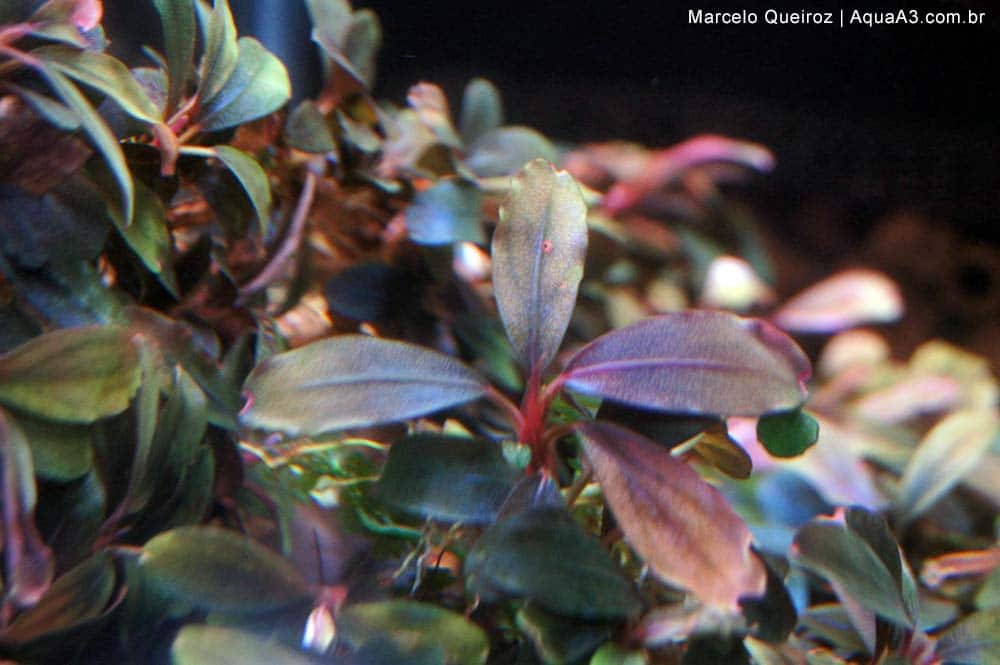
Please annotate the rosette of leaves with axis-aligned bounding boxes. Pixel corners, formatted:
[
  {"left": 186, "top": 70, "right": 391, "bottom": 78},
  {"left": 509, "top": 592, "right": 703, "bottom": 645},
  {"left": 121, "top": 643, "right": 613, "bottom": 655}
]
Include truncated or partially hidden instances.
[{"left": 242, "top": 159, "right": 818, "bottom": 662}]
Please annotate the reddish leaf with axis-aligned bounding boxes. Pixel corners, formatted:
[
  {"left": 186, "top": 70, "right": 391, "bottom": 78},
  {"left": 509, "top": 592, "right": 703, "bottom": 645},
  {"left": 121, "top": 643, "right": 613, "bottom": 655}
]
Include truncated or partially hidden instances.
[
  {"left": 561, "top": 311, "right": 810, "bottom": 417},
  {"left": 773, "top": 269, "right": 903, "bottom": 333},
  {"left": 577, "top": 421, "right": 766, "bottom": 610},
  {"left": 492, "top": 159, "right": 588, "bottom": 376},
  {"left": 1, "top": 408, "right": 54, "bottom": 609}
]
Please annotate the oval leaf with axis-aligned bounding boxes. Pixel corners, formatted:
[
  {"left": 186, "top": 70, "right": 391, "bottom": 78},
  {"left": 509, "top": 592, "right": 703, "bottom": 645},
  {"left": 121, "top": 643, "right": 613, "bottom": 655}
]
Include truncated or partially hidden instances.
[
  {"left": 240, "top": 335, "right": 488, "bottom": 436},
  {"left": 199, "top": 37, "right": 290, "bottom": 131},
  {"left": 577, "top": 421, "right": 765, "bottom": 610},
  {"left": 209, "top": 145, "right": 272, "bottom": 235},
  {"left": 171, "top": 625, "right": 317, "bottom": 665},
  {"left": 465, "top": 506, "right": 640, "bottom": 620},
  {"left": 406, "top": 178, "right": 484, "bottom": 245},
  {"left": 561, "top": 311, "right": 810, "bottom": 417},
  {"left": 898, "top": 409, "right": 1000, "bottom": 524},
  {"left": 339, "top": 600, "right": 488, "bottom": 665},
  {"left": 285, "top": 100, "right": 336, "bottom": 153},
  {"left": 792, "top": 517, "right": 914, "bottom": 627},
  {"left": 757, "top": 408, "right": 820, "bottom": 458},
  {"left": 773, "top": 269, "right": 903, "bottom": 333},
  {"left": 153, "top": 0, "right": 196, "bottom": 114},
  {"left": 0, "top": 326, "right": 141, "bottom": 423},
  {"left": 459, "top": 77, "right": 503, "bottom": 144},
  {"left": 492, "top": 159, "right": 588, "bottom": 375},
  {"left": 139, "top": 526, "right": 311, "bottom": 613},
  {"left": 371, "top": 433, "right": 517, "bottom": 525},
  {"left": 34, "top": 45, "right": 161, "bottom": 123},
  {"left": 196, "top": 0, "right": 238, "bottom": 106},
  {"left": 466, "top": 126, "right": 558, "bottom": 177}
]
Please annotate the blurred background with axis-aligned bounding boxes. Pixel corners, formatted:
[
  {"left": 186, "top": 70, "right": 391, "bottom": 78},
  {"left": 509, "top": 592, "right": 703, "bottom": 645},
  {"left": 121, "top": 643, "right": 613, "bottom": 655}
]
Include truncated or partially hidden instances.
[{"left": 105, "top": 0, "right": 998, "bottom": 365}]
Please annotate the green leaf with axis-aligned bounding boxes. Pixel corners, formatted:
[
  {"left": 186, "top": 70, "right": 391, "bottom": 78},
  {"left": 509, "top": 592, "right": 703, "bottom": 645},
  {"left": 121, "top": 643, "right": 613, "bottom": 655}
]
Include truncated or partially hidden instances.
[
  {"left": 0, "top": 408, "right": 54, "bottom": 608},
  {"left": 466, "top": 506, "right": 640, "bottom": 621},
  {"left": 34, "top": 45, "right": 162, "bottom": 123},
  {"left": 459, "top": 78, "right": 503, "bottom": 145},
  {"left": 139, "top": 525, "right": 311, "bottom": 613},
  {"left": 205, "top": 145, "right": 272, "bottom": 235},
  {"left": 343, "top": 9, "right": 381, "bottom": 87},
  {"left": 284, "top": 100, "right": 336, "bottom": 153},
  {"left": 492, "top": 159, "right": 588, "bottom": 375},
  {"left": 199, "top": 37, "right": 291, "bottom": 131},
  {"left": 577, "top": 421, "right": 766, "bottom": 610},
  {"left": 0, "top": 326, "right": 142, "bottom": 423},
  {"left": 107, "top": 178, "right": 179, "bottom": 297},
  {"left": 560, "top": 311, "right": 811, "bottom": 417},
  {"left": 240, "top": 335, "right": 488, "bottom": 437},
  {"left": 13, "top": 412, "right": 92, "bottom": 481},
  {"left": 306, "top": 0, "right": 373, "bottom": 89},
  {"left": 793, "top": 517, "right": 914, "bottom": 627},
  {"left": 590, "top": 643, "right": 647, "bottom": 665},
  {"left": 196, "top": 0, "right": 238, "bottom": 106},
  {"left": 0, "top": 552, "right": 116, "bottom": 645},
  {"left": 757, "top": 408, "right": 819, "bottom": 458},
  {"left": 171, "top": 625, "right": 318, "bottom": 665},
  {"left": 338, "top": 600, "right": 488, "bottom": 665},
  {"left": 371, "top": 433, "right": 517, "bottom": 525},
  {"left": 936, "top": 607, "right": 1000, "bottom": 665},
  {"left": 406, "top": 178, "right": 484, "bottom": 245},
  {"left": 153, "top": 0, "right": 196, "bottom": 114},
  {"left": 37, "top": 64, "right": 134, "bottom": 223},
  {"left": 10, "top": 85, "right": 80, "bottom": 129},
  {"left": 516, "top": 604, "right": 613, "bottom": 665},
  {"left": 898, "top": 409, "right": 1000, "bottom": 524},
  {"left": 466, "top": 126, "right": 558, "bottom": 177}
]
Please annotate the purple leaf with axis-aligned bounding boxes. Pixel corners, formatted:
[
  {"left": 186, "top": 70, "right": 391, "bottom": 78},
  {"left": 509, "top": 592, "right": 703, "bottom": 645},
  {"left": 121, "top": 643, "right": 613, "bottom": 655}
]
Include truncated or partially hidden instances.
[
  {"left": 239, "top": 335, "right": 488, "bottom": 436},
  {"left": 773, "top": 269, "right": 903, "bottom": 333},
  {"left": 1, "top": 408, "right": 54, "bottom": 609},
  {"left": 560, "top": 311, "right": 810, "bottom": 417},
  {"left": 492, "top": 159, "right": 587, "bottom": 376},
  {"left": 577, "top": 421, "right": 766, "bottom": 610}
]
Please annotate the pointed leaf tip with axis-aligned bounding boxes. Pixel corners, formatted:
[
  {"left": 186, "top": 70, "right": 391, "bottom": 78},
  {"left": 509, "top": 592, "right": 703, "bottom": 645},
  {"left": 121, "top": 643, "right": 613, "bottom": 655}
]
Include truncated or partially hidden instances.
[
  {"left": 577, "top": 421, "right": 766, "bottom": 610},
  {"left": 562, "top": 311, "right": 810, "bottom": 418},
  {"left": 492, "top": 159, "right": 588, "bottom": 375},
  {"left": 240, "top": 335, "right": 487, "bottom": 436}
]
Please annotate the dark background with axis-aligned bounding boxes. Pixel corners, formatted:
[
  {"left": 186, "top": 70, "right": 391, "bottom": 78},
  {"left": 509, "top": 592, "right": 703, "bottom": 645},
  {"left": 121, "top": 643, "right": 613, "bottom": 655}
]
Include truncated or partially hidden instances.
[{"left": 106, "top": 0, "right": 999, "bottom": 361}]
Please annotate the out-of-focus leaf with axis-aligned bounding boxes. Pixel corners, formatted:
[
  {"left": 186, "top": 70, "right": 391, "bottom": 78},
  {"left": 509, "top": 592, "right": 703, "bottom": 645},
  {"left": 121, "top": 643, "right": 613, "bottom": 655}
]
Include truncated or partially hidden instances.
[
  {"left": 756, "top": 408, "right": 819, "bottom": 458},
  {"left": 139, "top": 525, "right": 311, "bottom": 613},
  {"left": 342, "top": 9, "right": 381, "bottom": 87},
  {"left": 561, "top": 311, "right": 811, "bottom": 417},
  {"left": 33, "top": 45, "right": 161, "bottom": 123},
  {"left": 324, "top": 262, "right": 426, "bottom": 327},
  {"left": 196, "top": 0, "right": 238, "bottom": 106},
  {"left": 492, "top": 159, "right": 587, "bottom": 375},
  {"left": 285, "top": 100, "right": 335, "bottom": 153},
  {"left": 935, "top": 607, "right": 1000, "bottom": 665},
  {"left": 459, "top": 78, "right": 503, "bottom": 144},
  {"left": 339, "top": 600, "right": 488, "bottom": 665},
  {"left": 0, "top": 326, "right": 141, "bottom": 423},
  {"left": 773, "top": 269, "right": 903, "bottom": 334},
  {"left": 792, "top": 514, "right": 914, "bottom": 627},
  {"left": 0, "top": 551, "right": 115, "bottom": 645},
  {"left": 700, "top": 255, "right": 773, "bottom": 311},
  {"left": 977, "top": 566, "right": 1000, "bottom": 610},
  {"left": 0, "top": 409, "right": 54, "bottom": 608},
  {"left": 240, "top": 335, "right": 488, "bottom": 437},
  {"left": 107, "top": 178, "right": 179, "bottom": 297},
  {"left": 13, "top": 413, "right": 91, "bottom": 481},
  {"left": 466, "top": 506, "right": 640, "bottom": 620},
  {"left": 590, "top": 643, "right": 647, "bottom": 665},
  {"left": 202, "top": 145, "right": 271, "bottom": 235},
  {"left": 37, "top": 64, "right": 134, "bottom": 222},
  {"left": 199, "top": 37, "right": 290, "bottom": 131},
  {"left": 516, "top": 604, "right": 612, "bottom": 665},
  {"left": 10, "top": 85, "right": 80, "bottom": 129},
  {"left": 453, "top": 313, "right": 522, "bottom": 393},
  {"left": 171, "top": 625, "right": 317, "bottom": 665},
  {"left": 577, "top": 421, "right": 765, "bottom": 610},
  {"left": 466, "top": 126, "right": 558, "bottom": 177},
  {"left": 25, "top": 0, "right": 100, "bottom": 47},
  {"left": 153, "top": 0, "right": 196, "bottom": 114},
  {"left": 898, "top": 409, "right": 1000, "bottom": 524},
  {"left": 842, "top": 507, "right": 919, "bottom": 621},
  {"left": 740, "top": 556, "right": 798, "bottom": 643},
  {"left": 407, "top": 178, "right": 484, "bottom": 245},
  {"left": 799, "top": 604, "right": 868, "bottom": 656},
  {"left": 372, "top": 433, "right": 516, "bottom": 525},
  {"left": 602, "top": 135, "right": 774, "bottom": 213},
  {"left": 406, "top": 82, "right": 461, "bottom": 148},
  {"left": 690, "top": 428, "right": 753, "bottom": 479}
]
